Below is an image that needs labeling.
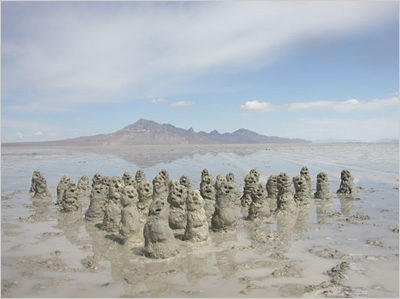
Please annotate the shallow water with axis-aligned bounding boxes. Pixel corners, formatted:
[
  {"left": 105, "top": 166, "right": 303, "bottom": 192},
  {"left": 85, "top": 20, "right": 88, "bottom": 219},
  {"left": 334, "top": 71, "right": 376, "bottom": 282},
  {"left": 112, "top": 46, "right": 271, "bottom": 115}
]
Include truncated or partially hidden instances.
[{"left": 1, "top": 143, "right": 399, "bottom": 297}]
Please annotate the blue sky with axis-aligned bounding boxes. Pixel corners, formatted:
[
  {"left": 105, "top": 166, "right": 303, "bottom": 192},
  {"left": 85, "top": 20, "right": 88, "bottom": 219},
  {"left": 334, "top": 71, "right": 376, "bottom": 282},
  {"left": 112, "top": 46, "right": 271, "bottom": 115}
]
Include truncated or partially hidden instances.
[{"left": 2, "top": 1, "right": 399, "bottom": 142}]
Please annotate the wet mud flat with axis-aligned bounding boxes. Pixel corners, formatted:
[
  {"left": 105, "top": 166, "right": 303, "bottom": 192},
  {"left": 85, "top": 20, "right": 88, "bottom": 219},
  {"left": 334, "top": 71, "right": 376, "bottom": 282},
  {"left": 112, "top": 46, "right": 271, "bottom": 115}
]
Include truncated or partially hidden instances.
[{"left": 1, "top": 143, "right": 399, "bottom": 297}]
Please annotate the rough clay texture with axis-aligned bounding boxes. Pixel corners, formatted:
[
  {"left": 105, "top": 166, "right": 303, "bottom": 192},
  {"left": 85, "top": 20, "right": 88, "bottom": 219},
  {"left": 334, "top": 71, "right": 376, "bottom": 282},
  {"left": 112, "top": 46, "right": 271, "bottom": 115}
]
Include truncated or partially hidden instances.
[
  {"left": 135, "top": 170, "right": 146, "bottom": 185},
  {"left": 119, "top": 185, "right": 142, "bottom": 245},
  {"left": 91, "top": 173, "right": 103, "bottom": 188},
  {"left": 293, "top": 175, "right": 313, "bottom": 208},
  {"left": 300, "top": 166, "right": 312, "bottom": 195},
  {"left": 85, "top": 183, "right": 107, "bottom": 223},
  {"left": 61, "top": 181, "right": 80, "bottom": 213},
  {"left": 152, "top": 174, "right": 168, "bottom": 201},
  {"left": 158, "top": 169, "right": 170, "bottom": 194},
  {"left": 167, "top": 180, "right": 187, "bottom": 230},
  {"left": 277, "top": 173, "right": 297, "bottom": 214},
  {"left": 211, "top": 181, "right": 238, "bottom": 232},
  {"left": 77, "top": 175, "right": 91, "bottom": 197},
  {"left": 30, "top": 171, "right": 52, "bottom": 200},
  {"left": 137, "top": 180, "right": 153, "bottom": 223},
  {"left": 143, "top": 198, "right": 179, "bottom": 259},
  {"left": 337, "top": 169, "right": 358, "bottom": 197},
  {"left": 122, "top": 171, "right": 136, "bottom": 188},
  {"left": 56, "top": 176, "right": 70, "bottom": 205},
  {"left": 248, "top": 183, "right": 270, "bottom": 221},
  {"left": 266, "top": 175, "right": 279, "bottom": 212},
  {"left": 314, "top": 172, "right": 333, "bottom": 199},
  {"left": 240, "top": 172, "right": 258, "bottom": 207},
  {"left": 184, "top": 190, "right": 209, "bottom": 242}
]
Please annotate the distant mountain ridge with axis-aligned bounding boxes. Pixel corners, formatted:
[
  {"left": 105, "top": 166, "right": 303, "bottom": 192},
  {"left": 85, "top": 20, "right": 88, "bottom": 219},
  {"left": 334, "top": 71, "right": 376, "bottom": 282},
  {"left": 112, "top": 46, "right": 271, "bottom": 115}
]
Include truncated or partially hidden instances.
[{"left": 39, "top": 119, "right": 312, "bottom": 145}]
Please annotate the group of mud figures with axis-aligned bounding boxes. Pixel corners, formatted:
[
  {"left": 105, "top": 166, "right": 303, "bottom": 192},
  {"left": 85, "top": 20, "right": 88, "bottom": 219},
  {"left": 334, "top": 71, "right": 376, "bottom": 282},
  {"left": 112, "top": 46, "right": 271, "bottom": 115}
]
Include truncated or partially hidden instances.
[{"left": 29, "top": 167, "right": 358, "bottom": 259}]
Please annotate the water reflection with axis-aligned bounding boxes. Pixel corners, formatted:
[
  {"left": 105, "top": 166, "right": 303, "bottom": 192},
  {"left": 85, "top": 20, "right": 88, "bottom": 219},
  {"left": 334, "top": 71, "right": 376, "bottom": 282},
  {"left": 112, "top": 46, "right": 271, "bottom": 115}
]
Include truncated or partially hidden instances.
[
  {"left": 293, "top": 206, "right": 312, "bottom": 238},
  {"left": 314, "top": 198, "right": 333, "bottom": 224},
  {"left": 338, "top": 194, "right": 356, "bottom": 216}
]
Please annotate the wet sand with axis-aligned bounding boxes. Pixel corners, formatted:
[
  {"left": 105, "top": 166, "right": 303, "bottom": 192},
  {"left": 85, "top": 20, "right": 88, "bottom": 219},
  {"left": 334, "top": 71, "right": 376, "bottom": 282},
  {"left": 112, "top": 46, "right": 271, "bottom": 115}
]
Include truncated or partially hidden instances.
[{"left": 1, "top": 143, "right": 399, "bottom": 297}]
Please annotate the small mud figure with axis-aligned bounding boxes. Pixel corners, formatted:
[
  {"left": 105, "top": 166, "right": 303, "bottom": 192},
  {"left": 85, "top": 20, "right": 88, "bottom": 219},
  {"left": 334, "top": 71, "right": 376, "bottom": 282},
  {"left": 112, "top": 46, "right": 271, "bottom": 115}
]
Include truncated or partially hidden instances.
[
  {"left": 56, "top": 176, "right": 71, "bottom": 205},
  {"left": 214, "top": 174, "right": 227, "bottom": 191},
  {"left": 61, "top": 181, "right": 80, "bottom": 212},
  {"left": 77, "top": 175, "right": 91, "bottom": 197},
  {"left": 266, "top": 175, "right": 279, "bottom": 212},
  {"left": 85, "top": 183, "right": 107, "bottom": 223},
  {"left": 249, "top": 168, "right": 260, "bottom": 182},
  {"left": 135, "top": 170, "right": 146, "bottom": 185},
  {"left": 200, "top": 181, "right": 216, "bottom": 226},
  {"left": 248, "top": 183, "right": 270, "bottom": 221},
  {"left": 159, "top": 169, "right": 170, "bottom": 193},
  {"left": 122, "top": 171, "right": 136, "bottom": 188},
  {"left": 314, "top": 172, "right": 333, "bottom": 200},
  {"left": 143, "top": 198, "right": 179, "bottom": 259},
  {"left": 292, "top": 175, "right": 313, "bottom": 208},
  {"left": 240, "top": 172, "right": 258, "bottom": 208},
  {"left": 211, "top": 181, "right": 238, "bottom": 232},
  {"left": 152, "top": 174, "right": 168, "bottom": 201},
  {"left": 102, "top": 176, "right": 124, "bottom": 233},
  {"left": 226, "top": 172, "right": 241, "bottom": 202},
  {"left": 201, "top": 169, "right": 215, "bottom": 186},
  {"left": 119, "top": 185, "right": 142, "bottom": 245},
  {"left": 31, "top": 172, "right": 52, "bottom": 200},
  {"left": 276, "top": 173, "right": 297, "bottom": 214},
  {"left": 179, "top": 175, "right": 192, "bottom": 193},
  {"left": 91, "top": 173, "right": 103, "bottom": 188},
  {"left": 300, "top": 166, "right": 312, "bottom": 195},
  {"left": 137, "top": 180, "right": 153, "bottom": 223},
  {"left": 184, "top": 190, "right": 209, "bottom": 242},
  {"left": 168, "top": 180, "right": 188, "bottom": 231},
  {"left": 109, "top": 176, "right": 125, "bottom": 207},
  {"left": 337, "top": 169, "right": 357, "bottom": 196}
]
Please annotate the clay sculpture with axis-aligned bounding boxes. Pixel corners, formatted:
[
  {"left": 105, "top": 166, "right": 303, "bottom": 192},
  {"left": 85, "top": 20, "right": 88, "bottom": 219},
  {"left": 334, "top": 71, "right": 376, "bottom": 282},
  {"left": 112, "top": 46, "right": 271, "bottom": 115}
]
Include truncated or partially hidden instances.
[
  {"left": 167, "top": 180, "right": 188, "bottom": 231},
  {"left": 226, "top": 172, "right": 241, "bottom": 203},
  {"left": 61, "top": 181, "right": 80, "bottom": 212},
  {"left": 122, "top": 172, "right": 136, "bottom": 188},
  {"left": 314, "top": 172, "right": 333, "bottom": 200},
  {"left": 240, "top": 172, "right": 258, "bottom": 207},
  {"left": 300, "top": 166, "right": 312, "bottom": 195},
  {"left": 29, "top": 170, "right": 44, "bottom": 197},
  {"left": 211, "top": 181, "right": 238, "bottom": 232},
  {"left": 31, "top": 173, "right": 52, "bottom": 201},
  {"left": 135, "top": 170, "right": 146, "bottom": 185},
  {"left": 101, "top": 176, "right": 111, "bottom": 194},
  {"left": 292, "top": 175, "right": 313, "bottom": 208},
  {"left": 143, "top": 198, "right": 179, "bottom": 259},
  {"left": 137, "top": 180, "right": 153, "bottom": 223},
  {"left": 179, "top": 175, "right": 192, "bottom": 193},
  {"left": 119, "top": 185, "right": 142, "bottom": 245},
  {"left": 152, "top": 174, "right": 168, "bottom": 201},
  {"left": 77, "top": 175, "right": 91, "bottom": 197},
  {"left": 214, "top": 174, "right": 227, "bottom": 191},
  {"left": 184, "top": 190, "right": 209, "bottom": 242},
  {"left": 56, "top": 176, "right": 71, "bottom": 205},
  {"left": 109, "top": 176, "right": 125, "bottom": 208},
  {"left": 200, "top": 181, "right": 216, "bottom": 226},
  {"left": 92, "top": 173, "right": 103, "bottom": 188},
  {"left": 248, "top": 183, "right": 270, "bottom": 221},
  {"left": 337, "top": 169, "right": 357, "bottom": 196},
  {"left": 276, "top": 173, "right": 297, "bottom": 214},
  {"left": 266, "top": 175, "right": 279, "bottom": 212},
  {"left": 159, "top": 169, "right": 170, "bottom": 193},
  {"left": 102, "top": 176, "right": 124, "bottom": 233},
  {"left": 85, "top": 183, "right": 107, "bottom": 223},
  {"left": 249, "top": 168, "right": 260, "bottom": 182}
]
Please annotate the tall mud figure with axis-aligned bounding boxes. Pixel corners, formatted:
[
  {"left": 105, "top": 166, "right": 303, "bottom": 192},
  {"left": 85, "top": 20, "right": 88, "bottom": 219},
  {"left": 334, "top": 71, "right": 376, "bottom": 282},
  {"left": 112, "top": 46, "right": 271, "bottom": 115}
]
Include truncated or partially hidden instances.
[
  {"left": 167, "top": 180, "right": 188, "bottom": 232},
  {"left": 292, "top": 175, "right": 313, "bottom": 208},
  {"left": 226, "top": 172, "right": 241, "bottom": 204},
  {"left": 143, "top": 198, "right": 179, "bottom": 259},
  {"left": 85, "top": 183, "right": 107, "bottom": 223},
  {"left": 31, "top": 172, "right": 52, "bottom": 201},
  {"left": 77, "top": 175, "right": 91, "bottom": 197},
  {"left": 159, "top": 169, "right": 170, "bottom": 193},
  {"left": 300, "top": 166, "right": 312, "bottom": 195},
  {"left": 61, "top": 181, "right": 80, "bottom": 212},
  {"left": 184, "top": 190, "right": 209, "bottom": 242},
  {"left": 248, "top": 183, "right": 270, "bottom": 221},
  {"left": 119, "top": 185, "right": 142, "bottom": 245},
  {"left": 314, "top": 172, "right": 333, "bottom": 200},
  {"left": 266, "top": 175, "right": 279, "bottom": 212},
  {"left": 200, "top": 169, "right": 216, "bottom": 226},
  {"left": 211, "top": 181, "right": 238, "bottom": 232},
  {"left": 102, "top": 176, "right": 125, "bottom": 233},
  {"left": 56, "top": 176, "right": 71, "bottom": 205},
  {"left": 152, "top": 174, "right": 169, "bottom": 201},
  {"left": 240, "top": 171, "right": 259, "bottom": 217},
  {"left": 276, "top": 172, "right": 297, "bottom": 215},
  {"left": 137, "top": 180, "right": 153, "bottom": 223},
  {"left": 30, "top": 170, "right": 44, "bottom": 197},
  {"left": 337, "top": 169, "right": 358, "bottom": 197}
]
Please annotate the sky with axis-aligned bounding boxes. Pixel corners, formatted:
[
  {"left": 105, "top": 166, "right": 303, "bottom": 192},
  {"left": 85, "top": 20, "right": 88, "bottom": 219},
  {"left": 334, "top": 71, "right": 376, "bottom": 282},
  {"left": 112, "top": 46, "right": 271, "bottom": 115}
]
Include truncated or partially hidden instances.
[{"left": 1, "top": 1, "right": 399, "bottom": 143}]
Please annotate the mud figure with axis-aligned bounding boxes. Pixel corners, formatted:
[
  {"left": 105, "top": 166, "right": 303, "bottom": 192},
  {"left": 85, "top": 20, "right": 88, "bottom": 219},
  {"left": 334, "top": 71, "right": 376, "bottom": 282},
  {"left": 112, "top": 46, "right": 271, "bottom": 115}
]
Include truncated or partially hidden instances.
[
  {"left": 29, "top": 170, "right": 44, "bottom": 197},
  {"left": 101, "top": 193, "right": 122, "bottom": 233},
  {"left": 314, "top": 172, "right": 333, "bottom": 200},
  {"left": 101, "top": 176, "right": 111, "bottom": 195},
  {"left": 240, "top": 172, "right": 258, "bottom": 207},
  {"left": 292, "top": 175, "right": 312, "bottom": 208},
  {"left": 31, "top": 172, "right": 52, "bottom": 201},
  {"left": 135, "top": 169, "right": 146, "bottom": 185},
  {"left": 200, "top": 169, "right": 215, "bottom": 189},
  {"left": 276, "top": 173, "right": 297, "bottom": 214},
  {"left": 119, "top": 185, "right": 142, "bottom": 245},
  {"left": 122, "top": 171, "right": 136, "bottom": 188},
  {"left": 77, "top": 175, "right": 91, "bottom": 197},
  {"left": 137, "top": 180, "right": 153, "bottom": 223},
  {"left": 159, "top": 169, "right": 170, "bottom": 193},
  {"left": 248, "top": 184, "right": 270, "bottom": 221},
  {"left": 168, "top": 181, "right": 188, "bottom": 231},
  {"left": 109, "top": 176, "right": 125, "bottom": 208},
  {"left": 61, "top": 182, "right": 80, "bottom": 212},
  {"left": 211, "top": 181, "right": 238, "bottom": 232},
  {"left": 266, "top": 175, "right": 279, "bottom": 212},
  {"left": 226, "top": 172, "right": 241, "bottom": 203},
  {"left": 85, "top": 183, "right": 107, "bottom": 223},
  {"left": 56, "top": 176, "right": 71, "bottom": 205},
  {"left": 184, "top": 190, "right": 209, "bottom": 242},
  {"left": 200, "top": 182, "right": 216, "bottom": 226},
  {"left": 152, "top": 174, "right": 168, "bottom": 201},
  {"left": 92, "top": 173, "right": 103, "bottom": 188},
  {"left": 143, "top": 198, "right": 179, "bottom": 259},
  {"left": 179, "top": 175, "right": 192, "bottom": 193},
  {"left": 215, "top": 174, "right": 227, "bottom": 191},
  {"left": 300, "top": 166, "right": 312, "bottom": 195},
  {"left": 337, "top": 169, "right": 357, "bottom": 197}
]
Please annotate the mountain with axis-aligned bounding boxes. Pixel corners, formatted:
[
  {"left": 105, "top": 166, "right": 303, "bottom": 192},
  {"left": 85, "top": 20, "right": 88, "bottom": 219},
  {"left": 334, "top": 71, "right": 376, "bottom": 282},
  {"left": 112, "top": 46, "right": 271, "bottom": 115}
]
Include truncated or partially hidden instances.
[{"left": 34, "top": 119, "right": 312, "bottom": 145}]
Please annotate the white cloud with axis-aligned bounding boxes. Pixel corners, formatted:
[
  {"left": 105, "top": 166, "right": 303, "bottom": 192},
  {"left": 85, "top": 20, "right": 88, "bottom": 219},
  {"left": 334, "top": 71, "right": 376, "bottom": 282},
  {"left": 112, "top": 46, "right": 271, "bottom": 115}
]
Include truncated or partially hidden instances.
[
  {"left": 170, "top": 101, "right": 194, "bottom": 108},
  {"left": 240, "top": 96, "right": 399, "bottom": 113},
  {"left": 2, "top": 2, "right": 397, "bottom": 112},
  {"left": 34, "top": 131, "right": 44, "bottom": 136},
  {"left": 151, "top": 98, "right": 166, "bottom": 104}
]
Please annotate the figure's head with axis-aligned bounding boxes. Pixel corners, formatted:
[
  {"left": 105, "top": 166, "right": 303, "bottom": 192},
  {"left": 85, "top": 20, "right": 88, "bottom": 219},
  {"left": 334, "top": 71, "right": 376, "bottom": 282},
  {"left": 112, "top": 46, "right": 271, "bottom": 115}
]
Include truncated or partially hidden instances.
[
  {"left": 251, "top": 183, "right": 266, "bottom": 201},
  {"left": 293, "top": 175, "right": 307, "bottom": 193},
  {"left": 111, "top": 176, "right": 124, "bottom": 190},
  {"left": 138, "top": 180, "right": 153, "bottom": 198},
  {"left": 135, "top": 170, "right": 146, "bottom": 182},
  {"left": 149, "top": 198, "right": 169, "bottom": 219},
  {"left": 179, "top": 175, "right": 191, "bottom": 189},
  {"left": 317, "top": 172, "right": 328, "bottom": 184},
  {"left": 226, "top": 172, "right": 235, "bottom": 182},
  {"left": 168, "top": 182, "right": 187, "bottom": 206},
  {"left": 300, "top": 166, "right": 310, "bottom": 177},
  {"left": 93, "top": 173, "right": 103, "bottom": 184},
  {"left": 187, "top": 190, "right": 203, "bottom": 211},
  {"left": 121, "top": 185, "right": 138, "bottom": 206}
]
